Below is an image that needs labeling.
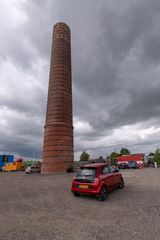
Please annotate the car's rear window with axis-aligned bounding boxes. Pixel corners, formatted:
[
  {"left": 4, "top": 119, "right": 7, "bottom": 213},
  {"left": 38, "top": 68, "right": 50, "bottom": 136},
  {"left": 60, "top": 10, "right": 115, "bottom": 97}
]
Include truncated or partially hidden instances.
[{"left": 76, "top": 168, "right": 97, "bottom": 177}]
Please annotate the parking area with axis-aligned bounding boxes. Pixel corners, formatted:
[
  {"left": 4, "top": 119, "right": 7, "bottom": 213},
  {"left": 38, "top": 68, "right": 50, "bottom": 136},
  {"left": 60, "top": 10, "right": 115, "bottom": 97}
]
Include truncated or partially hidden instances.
[{"left": 0, "top": 168, "right": 160, "bottom": 240}]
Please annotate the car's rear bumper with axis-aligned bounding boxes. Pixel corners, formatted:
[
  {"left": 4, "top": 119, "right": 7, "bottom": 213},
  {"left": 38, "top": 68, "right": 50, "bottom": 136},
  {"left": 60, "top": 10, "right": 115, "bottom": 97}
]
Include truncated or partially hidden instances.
[{"left": 71, "top": 182, "right": 101, "bottom": 195}]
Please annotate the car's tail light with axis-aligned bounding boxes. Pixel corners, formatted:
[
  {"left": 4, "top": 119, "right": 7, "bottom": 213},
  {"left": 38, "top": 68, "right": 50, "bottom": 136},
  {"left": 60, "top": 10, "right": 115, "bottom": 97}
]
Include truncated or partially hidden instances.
[{"left": 94, "top": 177, "right": 100, "bottom": 183}]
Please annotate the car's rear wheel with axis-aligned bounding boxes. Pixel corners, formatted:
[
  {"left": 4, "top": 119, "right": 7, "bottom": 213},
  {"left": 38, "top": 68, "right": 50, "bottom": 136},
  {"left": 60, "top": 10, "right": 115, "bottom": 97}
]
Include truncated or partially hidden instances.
[
  {"left": 73, "top": 192, "right": 80, "bottom": 197},
  {"left": 98, "top": 186, "right": 108, "bottom": 201},
  {"left": 119, "top": 178, "right": 124, "bottom": 189}
]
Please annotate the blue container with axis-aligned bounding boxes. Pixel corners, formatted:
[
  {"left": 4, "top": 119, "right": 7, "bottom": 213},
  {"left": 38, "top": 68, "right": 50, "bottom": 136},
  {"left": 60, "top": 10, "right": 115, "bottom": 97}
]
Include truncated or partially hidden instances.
[{"left": 0, "top": 155, "right": 14, "bottom": 171}]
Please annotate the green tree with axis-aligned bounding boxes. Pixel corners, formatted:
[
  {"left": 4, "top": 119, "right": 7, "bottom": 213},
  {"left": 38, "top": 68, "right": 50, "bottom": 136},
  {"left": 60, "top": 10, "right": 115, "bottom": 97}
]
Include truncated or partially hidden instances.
[
  {"left": 110, "top": 152, "right": 119, "bottom": 159},
  {"left": 110, "top": 152, "right": 119, "bottom": 165},
  {"left": 154, "top": 149, "right": 160, "bottom": 165},
  {"left": 120, "top": 148, "right": 131, "bottom": 155},
  {"left": 80, "top": 151, "right": 90, "bottom": 161}
]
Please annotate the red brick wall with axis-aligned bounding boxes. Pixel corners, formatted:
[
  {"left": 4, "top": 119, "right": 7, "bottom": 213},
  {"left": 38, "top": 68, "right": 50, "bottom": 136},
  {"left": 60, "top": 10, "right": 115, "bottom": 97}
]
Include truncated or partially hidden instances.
[{"left": 41, "top": 22, "right": 74, "bottom": 174}]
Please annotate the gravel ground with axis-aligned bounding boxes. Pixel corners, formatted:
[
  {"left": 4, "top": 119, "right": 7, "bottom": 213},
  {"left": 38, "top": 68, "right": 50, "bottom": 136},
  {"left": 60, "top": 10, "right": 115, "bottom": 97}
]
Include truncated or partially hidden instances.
[{"left": 0, "top": 168, "right": 160, "bottom": 240}]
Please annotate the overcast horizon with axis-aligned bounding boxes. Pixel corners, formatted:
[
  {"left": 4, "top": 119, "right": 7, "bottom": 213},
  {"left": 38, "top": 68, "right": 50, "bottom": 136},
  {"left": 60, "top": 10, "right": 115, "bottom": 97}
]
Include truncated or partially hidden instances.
[{"left": 0, "top": 0, "right": 160, "bottom": 160}]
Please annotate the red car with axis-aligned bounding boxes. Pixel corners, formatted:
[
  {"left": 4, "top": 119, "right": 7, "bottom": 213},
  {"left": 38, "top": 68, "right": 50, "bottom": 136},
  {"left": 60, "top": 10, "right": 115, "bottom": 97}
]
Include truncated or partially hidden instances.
[{"left": 71, "top": 163, "right": 124, "bottom": 201}]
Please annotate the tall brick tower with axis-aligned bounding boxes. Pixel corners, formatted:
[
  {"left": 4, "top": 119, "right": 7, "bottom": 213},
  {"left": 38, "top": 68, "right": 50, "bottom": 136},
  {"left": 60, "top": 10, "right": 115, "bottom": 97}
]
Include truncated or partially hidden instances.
[{"left": 41, "top": 22, "right": 74, "bottom": 174}]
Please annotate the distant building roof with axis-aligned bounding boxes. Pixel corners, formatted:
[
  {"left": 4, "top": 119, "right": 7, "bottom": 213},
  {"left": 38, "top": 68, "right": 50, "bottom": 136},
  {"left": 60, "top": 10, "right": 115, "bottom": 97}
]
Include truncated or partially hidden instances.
[{"left": 117, "top": 154, "right": 144, "bottom": 162}]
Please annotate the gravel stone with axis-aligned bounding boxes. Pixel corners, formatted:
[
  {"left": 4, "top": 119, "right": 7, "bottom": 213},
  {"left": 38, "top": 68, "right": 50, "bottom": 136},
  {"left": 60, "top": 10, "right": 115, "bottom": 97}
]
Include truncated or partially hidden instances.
[{"left": 0, "top": 169, "right": 160, "bottom": 240}]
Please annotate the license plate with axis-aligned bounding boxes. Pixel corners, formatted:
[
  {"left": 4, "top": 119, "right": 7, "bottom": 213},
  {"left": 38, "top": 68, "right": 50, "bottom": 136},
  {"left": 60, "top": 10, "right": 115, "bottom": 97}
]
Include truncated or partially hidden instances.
[{"left": 79, "top": 184, "right": 88, "bottom": 189}]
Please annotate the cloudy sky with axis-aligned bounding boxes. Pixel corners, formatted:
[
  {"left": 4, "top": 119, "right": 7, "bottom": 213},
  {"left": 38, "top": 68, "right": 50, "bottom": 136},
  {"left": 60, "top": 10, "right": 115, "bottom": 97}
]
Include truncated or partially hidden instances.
[{"left": 1, "top": 0, "right": 160, "bottom": 160}]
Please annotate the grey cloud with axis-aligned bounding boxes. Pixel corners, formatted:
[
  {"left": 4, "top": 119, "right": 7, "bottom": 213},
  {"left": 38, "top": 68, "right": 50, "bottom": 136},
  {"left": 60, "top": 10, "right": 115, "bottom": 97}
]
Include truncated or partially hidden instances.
[
  {"left": 0, "top": 0, "right": 160, "bottom": 158},
  {"left": 142, "top": 34, "right": 160, "bottom": 65},
  {"left": 0, "top": 111, "right": 43, "bottom": 157}
]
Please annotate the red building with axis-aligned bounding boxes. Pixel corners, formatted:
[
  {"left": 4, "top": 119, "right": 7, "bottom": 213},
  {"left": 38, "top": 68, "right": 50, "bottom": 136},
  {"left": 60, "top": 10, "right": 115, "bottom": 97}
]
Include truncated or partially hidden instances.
[{"left": 116, "top": 154, "right": 144, "bottom": 168}]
